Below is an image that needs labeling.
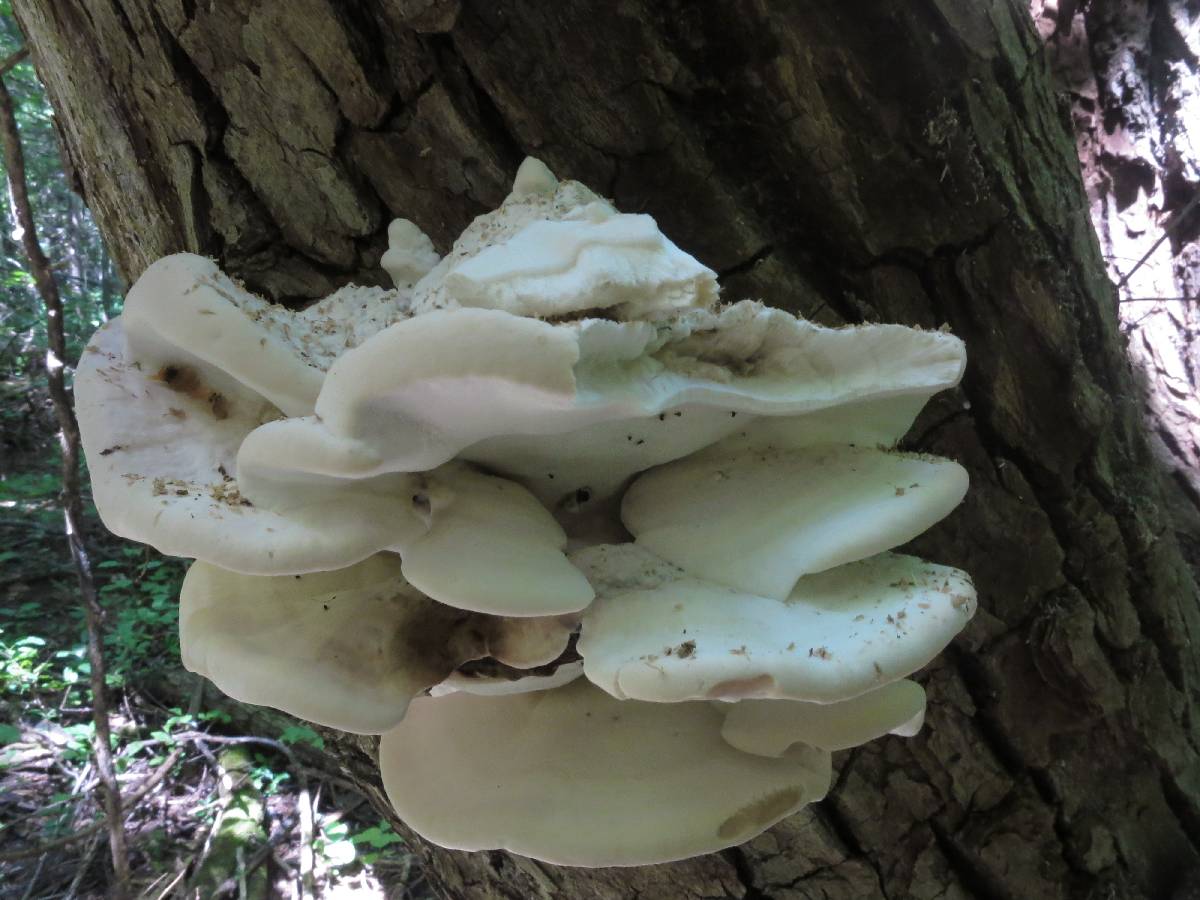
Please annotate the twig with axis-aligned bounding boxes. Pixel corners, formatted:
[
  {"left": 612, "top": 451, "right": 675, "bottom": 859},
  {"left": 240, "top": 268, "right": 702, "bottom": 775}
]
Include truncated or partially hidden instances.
[
  {"left": 0, "top": 47, "right": 28, "bottom": 76},
  {"left": 298, "top": 783, "right": 315, "bottom": 900},
  {"left": 64, "top": 831, "right": 103, "bottom": 900},
  {"left": 1115, "top": 188, "right": 1200, "bottom": 291},
  {"left": 211, "top": 818, "right": 297, "bottom": 899},
  {"left": 18, "top": 851, "right": 46, "bottom": 900},
  {"left": 1113, "top": 301, "right": 1200, "bottom": 309},
  {"left": 236, "top": 845, "right": 247, "bottom": 900},
  {"left": 0, "top": 59, "right": 129, "bottom": 897},
  {"left": 150, "top": 866, "right": 188, "bottom": 900}
]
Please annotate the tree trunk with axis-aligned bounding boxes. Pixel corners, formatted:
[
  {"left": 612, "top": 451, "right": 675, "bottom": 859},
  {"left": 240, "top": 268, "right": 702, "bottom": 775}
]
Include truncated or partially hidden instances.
[
  {"left": 1033, "top": 0, "right": 1200, "bottom": 574},
  {"left": 14, "top": 1, "right": 1200, "bottom": 897}
]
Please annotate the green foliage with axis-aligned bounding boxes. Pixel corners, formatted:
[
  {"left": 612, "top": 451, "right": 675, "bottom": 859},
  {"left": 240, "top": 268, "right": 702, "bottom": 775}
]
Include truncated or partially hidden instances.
[
  {"left": 279, "top": 723, "right": 325, "bottom": 750},
  {"left": 0, "top": 469, "right": 185, "bottom": 709},
  {"left": 100, "top": 547, "right": 186, "bottom": 682},
  {"left": 350, "top": 821, "right": 405, "bottom": 864},
  {"left": 313, "top": 818, "right": 406, "bottom": 869}
]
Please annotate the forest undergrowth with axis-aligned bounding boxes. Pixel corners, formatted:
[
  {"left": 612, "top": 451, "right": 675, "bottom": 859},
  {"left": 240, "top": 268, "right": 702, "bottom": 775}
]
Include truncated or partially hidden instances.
[{"left": 0, "top": 380, "right": 427, "bottom": 899}]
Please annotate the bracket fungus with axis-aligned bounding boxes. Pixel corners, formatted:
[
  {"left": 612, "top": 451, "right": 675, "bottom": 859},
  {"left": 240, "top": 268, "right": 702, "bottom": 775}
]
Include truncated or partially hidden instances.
[{"left": 77, "top": 157, "right": 977, "bottom": 867}]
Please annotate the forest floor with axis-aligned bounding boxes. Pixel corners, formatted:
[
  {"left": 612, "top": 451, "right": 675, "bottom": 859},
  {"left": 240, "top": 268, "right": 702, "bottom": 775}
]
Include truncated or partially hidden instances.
[{"left": 0, "top": 376, "right": 428, "bottom": 899}]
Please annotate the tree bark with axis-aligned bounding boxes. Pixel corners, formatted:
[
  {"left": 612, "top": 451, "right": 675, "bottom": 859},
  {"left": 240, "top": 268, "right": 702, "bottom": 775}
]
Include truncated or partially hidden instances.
[
  {"left": 13, "top": 1, "right": 1200, "bottom": 897},
  {"left": 1032, "top": 0, "right": 1200, "bottom": 575}
]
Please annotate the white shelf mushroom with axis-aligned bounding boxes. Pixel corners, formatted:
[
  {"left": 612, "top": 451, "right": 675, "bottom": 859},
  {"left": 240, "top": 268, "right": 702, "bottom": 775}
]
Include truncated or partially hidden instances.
[
  {"left": 378, "top": 679, "right": 832, "bottom": 867},
  {"left": 574, "top": 544, "right": 975, "bottom": 704},
  {"left": 180, "top": 554, "right": 576, "bottom": 734},
  {"left": 76, "top": 156, "right": 978, "bottom": 868},
  {"left": 621, "top": 444, "right": 969, "bottom": 600}
]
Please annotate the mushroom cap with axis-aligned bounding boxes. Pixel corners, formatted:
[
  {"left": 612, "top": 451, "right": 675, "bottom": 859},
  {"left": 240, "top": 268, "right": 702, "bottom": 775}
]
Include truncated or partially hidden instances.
[
  {"left": 80, "top": 313, "right": 590, "bottom": 598},
  {"left": 573, "top": 544, "right": 976, "bottom": 703},
  {"left": 439, "top": 210, "right": 718, "bottom": 321},
  {"left": 180, "top": 554, "right": 463, "bottom": 734},
  {"left": 719, "top": 680, "right": 928, "bottom": 756},
  {"left": 236, "top": 460, "right": 594, "bottom": 615},
  {"left": 121, "top": 254, "right": 325, "bottom": 417},
  {"left": 76, "top": 251, "right": 427, "bottom": 573},
  {"left": 429, "top": 660, "right": 585, "bottom": 697},
  {"left": 379, "top": 678, "right": 831, "bottom": 866},
  {"left": 76, "top": 318, "right": 410, "bottom": 573},
  {"left": 621, "top": 443, "right": 969, "bottom": 600},
  {"left": 382, "top": 219, "right": 441, "bottom": 288},
  {"left": 410, "top": 157, "right": 716, "bottom": 321},
  {"left": 180, "top": 554, "right": 576, "bottom": 733},
  {"left": 234, "top": 300, "right": 966, "bottom": 514}
]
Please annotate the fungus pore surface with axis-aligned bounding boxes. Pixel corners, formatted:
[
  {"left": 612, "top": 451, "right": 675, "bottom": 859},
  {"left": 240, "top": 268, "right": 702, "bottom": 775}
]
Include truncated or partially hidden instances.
[{"left": 76, "top": 156, "right": 976, "bottom": 867}]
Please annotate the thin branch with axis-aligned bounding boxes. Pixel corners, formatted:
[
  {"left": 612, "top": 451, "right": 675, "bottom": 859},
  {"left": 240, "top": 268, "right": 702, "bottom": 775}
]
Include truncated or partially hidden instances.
[
  {"left": 1113, "top": 301, "right": 1200, "bottom": 309},
  {"left": 0, "top": 67, "right": 129, "bottom": 896},
  {"left": 1114, "top": 188, "right": 1200, "bottom": 291},
  {"left": 0, "top": 48, "right": 29, "bottom": 77}
]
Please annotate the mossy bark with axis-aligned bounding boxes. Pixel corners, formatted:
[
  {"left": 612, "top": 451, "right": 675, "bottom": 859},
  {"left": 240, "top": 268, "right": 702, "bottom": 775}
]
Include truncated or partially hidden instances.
[{"left": 13, "top": 1, "right": 1200, "bottom": 897}]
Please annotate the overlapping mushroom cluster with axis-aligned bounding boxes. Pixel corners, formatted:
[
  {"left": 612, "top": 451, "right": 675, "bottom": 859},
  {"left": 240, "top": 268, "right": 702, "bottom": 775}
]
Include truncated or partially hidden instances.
[{"left": 76, "top": 158, "right": 976, "bottom": 867}]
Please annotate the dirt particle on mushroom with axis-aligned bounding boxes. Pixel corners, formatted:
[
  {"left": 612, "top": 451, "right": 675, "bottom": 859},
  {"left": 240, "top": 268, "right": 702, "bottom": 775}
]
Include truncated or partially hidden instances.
[{"left": 208, "top": 392, "right": 229, "bottom": 420}]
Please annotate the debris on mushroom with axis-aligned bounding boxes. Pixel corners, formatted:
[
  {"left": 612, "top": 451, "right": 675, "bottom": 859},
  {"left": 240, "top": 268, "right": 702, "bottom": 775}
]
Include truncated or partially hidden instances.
[
  {"left": 574, "top": 544, "right": 975, "bottom": 704},
  {"left": 76, "top": 156, "right": 979, "bottom": 867}
]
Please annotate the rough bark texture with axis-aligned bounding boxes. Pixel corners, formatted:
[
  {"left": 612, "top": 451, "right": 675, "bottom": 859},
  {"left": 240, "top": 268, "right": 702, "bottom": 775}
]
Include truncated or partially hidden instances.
[
  {"left": 13, "top": 1, "right": 1200, "bottom": 898},
  {"left": 1033, "top": 0, "right": 1200, "bottom": 576}
]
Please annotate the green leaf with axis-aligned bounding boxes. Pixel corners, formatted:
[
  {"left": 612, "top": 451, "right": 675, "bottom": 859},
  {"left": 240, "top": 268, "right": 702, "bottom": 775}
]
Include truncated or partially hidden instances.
[
  {"left": 279, "top": 724, "right": 324, "bottom": 750},
  {"left": 0, "top": 723, "right": 21, "bottom": 745},
  {"left": 351, "top": 823, "right": 404, "bottom": 849}
]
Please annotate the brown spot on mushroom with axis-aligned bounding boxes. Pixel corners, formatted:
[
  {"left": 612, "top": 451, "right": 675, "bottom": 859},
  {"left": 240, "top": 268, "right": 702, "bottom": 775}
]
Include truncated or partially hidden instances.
[
  {"left": 675, "top": 640, "right": 696, "bottom": 659},
  {"left": 167, "top": 407, "right": 186, "bottom": 420},
  {"left": 154, "top": 365, "right": 230, "bottom": 419},
  {"left": 99, "top": 445, "right": 124, "bottom": 456},
  {"left": 154, "top": 364, "right": 202, "bottom": 394},
  {"left": 716, "top": 787, "right": 803, "bottom": 840},
  {"left": 895, "top": 486, "right": 906, "bottom": 496}
]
